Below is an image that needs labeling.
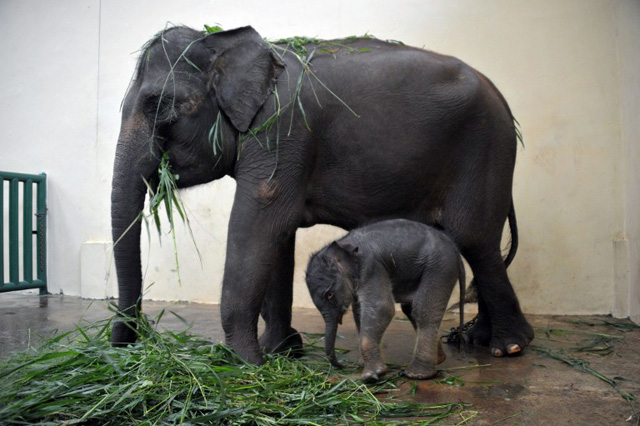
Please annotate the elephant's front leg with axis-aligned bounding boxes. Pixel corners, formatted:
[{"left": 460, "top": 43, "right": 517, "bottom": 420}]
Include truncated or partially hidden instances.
[
  {"left": 258, "top": 232, "right": 303, "bottom": 356},
  {"left": 220, "top": 186, "right": 302, "bottom": 364},
  {"left": 358, "top": 296, "right": 395, "bottom": 383}
]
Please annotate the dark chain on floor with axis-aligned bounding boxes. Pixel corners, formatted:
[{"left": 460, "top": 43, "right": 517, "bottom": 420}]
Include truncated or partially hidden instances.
[{"left": 442, "top": 315, "right": 478, "bottom": 344}]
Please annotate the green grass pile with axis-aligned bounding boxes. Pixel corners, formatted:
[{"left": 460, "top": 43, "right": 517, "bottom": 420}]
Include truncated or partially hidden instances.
[{"left": 0, "top": 313, "right": 465, "bottom": 425}]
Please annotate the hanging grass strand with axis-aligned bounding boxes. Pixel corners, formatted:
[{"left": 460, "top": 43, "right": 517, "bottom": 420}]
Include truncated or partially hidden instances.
[
  {"left": 143, "top": 152, "right": 203, "bottom": 283},
  {"left": 208, "top": 111, "right": 226, "bottom": 157}
]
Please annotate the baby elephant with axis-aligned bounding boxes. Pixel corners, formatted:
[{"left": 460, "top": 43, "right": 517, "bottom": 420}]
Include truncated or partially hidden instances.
[{"left": 306, "top": 219, "right": 465, "bottom": 382}]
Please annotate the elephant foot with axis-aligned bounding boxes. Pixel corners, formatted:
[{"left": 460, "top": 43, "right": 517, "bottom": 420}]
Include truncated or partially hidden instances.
[
  {"left": 111, "top": 320, "right": 138, "bottom": 347},
  {"left": 361, "top": 363, "right": 388, "bottom": 383},
  {"left": 361, "top": 371, "right": 381, "bottom": 384},
  {"left": 329, "top": 355, "right": 344, "bottom": 368},
  {"left": 489, "top": 317, "right": 534, "bottom": 357},
  {"left": 259, "top": 326, "right": 304, "bottom": 358},
  {"left": 464, "top": 313, "right": 534, "bottom": 357},
  {"left": 229, "top": 341, "right": 265, "bottom": 365},
  {"left": 403, "top": 364, "right": 437, "bottom": 380},
  {"left": 226, "top": 329, "right": 265, "bottom": 365},
  {"left": 463, "top": 314, "right": 492, "bottom": 346}
]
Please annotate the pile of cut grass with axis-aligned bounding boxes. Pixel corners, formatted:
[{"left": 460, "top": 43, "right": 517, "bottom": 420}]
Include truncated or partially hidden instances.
[{"left": 0, "top": 313, "right": 466, "bottom": 425}]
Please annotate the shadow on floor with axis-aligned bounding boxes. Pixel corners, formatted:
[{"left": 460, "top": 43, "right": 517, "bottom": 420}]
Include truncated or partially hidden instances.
[{"left": 1, "top": 292, "right": 638, "bottom": 425}]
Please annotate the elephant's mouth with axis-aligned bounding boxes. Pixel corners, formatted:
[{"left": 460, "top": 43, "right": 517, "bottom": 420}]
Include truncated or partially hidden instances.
[{"left": 337, "top": 304, "right": 351, "bottom": 324}]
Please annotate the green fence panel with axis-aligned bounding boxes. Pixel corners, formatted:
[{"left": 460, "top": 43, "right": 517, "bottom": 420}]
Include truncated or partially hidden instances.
[
  {"left": 0, "top": 179, "right": 3, "bottom": 284},
  {"left": 0, "top": 171, "right": 47, "bottom": 294}
]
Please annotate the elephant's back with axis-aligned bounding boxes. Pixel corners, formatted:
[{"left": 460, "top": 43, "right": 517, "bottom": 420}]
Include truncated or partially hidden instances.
[{"left": 305, "top": 37, "right": 480, "bottom": 94}]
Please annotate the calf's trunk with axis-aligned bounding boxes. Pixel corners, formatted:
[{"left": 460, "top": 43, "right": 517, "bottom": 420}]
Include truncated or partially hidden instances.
[{"left": 324, "top": 318, "right": 342, "bottom": 367}]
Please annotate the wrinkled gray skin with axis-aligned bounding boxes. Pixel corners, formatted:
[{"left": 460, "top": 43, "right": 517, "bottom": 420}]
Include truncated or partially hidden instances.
[
  {"left": 306, "top": 219, "right": 465, "bottom": 382},
  {"left": 111, "top": 25, "right": 533, "bottom": 364}
]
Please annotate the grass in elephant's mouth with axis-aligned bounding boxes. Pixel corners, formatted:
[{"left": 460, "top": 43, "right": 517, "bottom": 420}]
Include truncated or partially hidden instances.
[
  {"left": 143, "top": 152, "right": 201, "bottom": 284},
  {"left": 147, "top": 152, "right": 184, "bottom": 237},
  {"left": 0, "top": 312, "right": 467, "bottom": 425}
]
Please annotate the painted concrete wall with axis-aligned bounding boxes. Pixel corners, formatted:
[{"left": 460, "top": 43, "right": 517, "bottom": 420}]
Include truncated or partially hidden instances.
[
  {"left": 1, "top": 1, "right": 638, "bottom": 321},
  {"left": 614, "top": 0, "right": 640, "bottom": 324},
  {"left": 0, "top": 1, "right": 101, "bottom": 296}
]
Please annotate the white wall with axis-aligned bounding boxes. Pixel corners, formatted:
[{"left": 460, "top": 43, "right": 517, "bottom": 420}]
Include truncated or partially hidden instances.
[
  {"left": 1, "top": 0, "right": 638, "bottom": 320},
  {"left": 0, "top": 0, "right": 100, "bottom": 296},
  {"left": 614, "top": 0, "right": 640, "bottom": 323}
]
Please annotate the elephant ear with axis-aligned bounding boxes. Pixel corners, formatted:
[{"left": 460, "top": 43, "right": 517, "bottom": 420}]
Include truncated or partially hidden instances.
[
  {"left": 203, "top": 26, "right": 284, "bottom": 132},
  {"left": 329, "top": 241, "right": 360, "bottom": 279}
]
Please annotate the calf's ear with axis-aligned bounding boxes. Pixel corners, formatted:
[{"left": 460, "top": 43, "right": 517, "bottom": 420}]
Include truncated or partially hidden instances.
[
  {"left": 336, "top": 241, "right": 358, "bottom": 255},
  {"left": 329, "top": 241, "right": 359, "bottom": 278}
]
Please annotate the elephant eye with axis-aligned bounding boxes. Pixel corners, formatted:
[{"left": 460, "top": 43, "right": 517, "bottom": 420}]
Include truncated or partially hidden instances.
[
  {"left": 326, "top": 291, "right": 334, "bottom": 300},
  {"left": 144, "top": 94, "right": 178, "bottom": 125}
]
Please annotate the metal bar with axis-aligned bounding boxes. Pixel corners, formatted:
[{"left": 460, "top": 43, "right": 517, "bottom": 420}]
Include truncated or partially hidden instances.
[
  {"left": 0, "top": 280, "right": 46, "bottom": 293},
  {"left": 23, "top": 180, "right": 33, "bottom": 283},
  {"left": 0, "top": 171, "right": 46, "bottom": 183},
  {"left": 9, "top": 179, "right": 19, "bottom": 285},
  {"left": 36, "top": 173, "right": 47, "bottom": 294}
]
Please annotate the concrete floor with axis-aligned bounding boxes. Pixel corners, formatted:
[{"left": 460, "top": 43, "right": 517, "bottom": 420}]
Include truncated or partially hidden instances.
[{"left": 1, "top": 292, "right": 639, "bottom": 425}]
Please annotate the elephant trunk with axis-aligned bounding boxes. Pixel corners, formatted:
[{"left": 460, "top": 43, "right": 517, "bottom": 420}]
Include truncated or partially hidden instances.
[
  {"left": 323, "top": 315, "right": 342, "bottom": 367},
  {"left": 110, "top": 114, "right": 160, "bottom": 346}
]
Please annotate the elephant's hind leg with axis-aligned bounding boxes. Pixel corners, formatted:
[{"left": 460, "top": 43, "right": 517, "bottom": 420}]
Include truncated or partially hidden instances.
[
  {"left": 403, "top": 272, "right": 454, "bottom": 379},
  {"left": 401, "top": 303, "right": 446, "bottom": 365},
  {"left": 464, "top": 249, "right": 534, "bottom": 356}
]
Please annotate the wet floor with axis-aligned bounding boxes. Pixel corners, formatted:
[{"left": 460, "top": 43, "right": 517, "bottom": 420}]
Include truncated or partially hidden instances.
[{"left": 1, "top": 292, "right": 639, "bottom": 425}]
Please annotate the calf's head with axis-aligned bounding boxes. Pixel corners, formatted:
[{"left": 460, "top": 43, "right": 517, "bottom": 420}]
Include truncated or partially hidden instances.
[{"left": 306, "top": 241, "right": 360, "bottom": 366}]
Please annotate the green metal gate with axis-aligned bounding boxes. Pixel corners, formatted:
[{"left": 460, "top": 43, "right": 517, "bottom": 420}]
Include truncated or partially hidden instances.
[{"left": 1, "top": 171, "right": 47, "bottom": 294}]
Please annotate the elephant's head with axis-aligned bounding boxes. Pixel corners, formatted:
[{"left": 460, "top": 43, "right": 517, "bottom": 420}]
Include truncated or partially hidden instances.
[
  {"left": 305, "top": 241, "right": 359, "bottom": 366},
  {"left": 111, "top": 26, "right": 283, "bottom": 345}
]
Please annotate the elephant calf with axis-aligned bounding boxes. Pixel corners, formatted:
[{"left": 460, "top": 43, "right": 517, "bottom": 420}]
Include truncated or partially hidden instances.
[{"left": 306, "top": 219, "right": 465, "bottom": 382}]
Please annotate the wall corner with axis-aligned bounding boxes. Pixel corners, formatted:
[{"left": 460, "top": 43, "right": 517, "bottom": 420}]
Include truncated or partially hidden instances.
[{"left": 613, "top": 238, "right": 630, "bottom": 318}]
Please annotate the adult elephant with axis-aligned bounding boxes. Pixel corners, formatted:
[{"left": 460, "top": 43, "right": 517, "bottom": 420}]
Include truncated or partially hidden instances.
[{"left": 111, "top": 25, "right": 533, "bottom": 364}]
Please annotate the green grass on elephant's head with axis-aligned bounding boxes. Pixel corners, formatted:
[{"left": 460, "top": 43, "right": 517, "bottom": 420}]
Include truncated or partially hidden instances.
[{"left": 0, "top": 312, "right": 468, "bottom": 425}]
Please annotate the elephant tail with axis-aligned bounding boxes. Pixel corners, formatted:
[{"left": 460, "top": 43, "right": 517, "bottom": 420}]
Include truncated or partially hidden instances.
[{"left": 503, "top": 198, "right": 518, "bottom": 268}]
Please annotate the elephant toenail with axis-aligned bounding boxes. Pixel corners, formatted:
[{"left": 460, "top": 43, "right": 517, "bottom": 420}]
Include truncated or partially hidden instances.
[
  {"left": 507, "top": 344, "right": 521, "bottom": 354},
  {"left": 491, "top": 348, "right": 503, "bottom": 357}
]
